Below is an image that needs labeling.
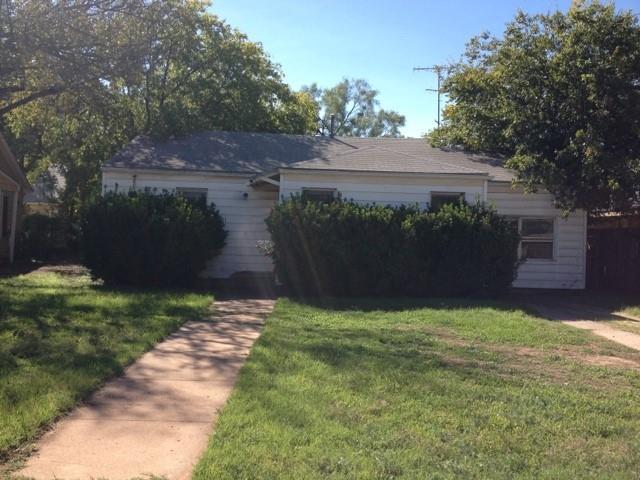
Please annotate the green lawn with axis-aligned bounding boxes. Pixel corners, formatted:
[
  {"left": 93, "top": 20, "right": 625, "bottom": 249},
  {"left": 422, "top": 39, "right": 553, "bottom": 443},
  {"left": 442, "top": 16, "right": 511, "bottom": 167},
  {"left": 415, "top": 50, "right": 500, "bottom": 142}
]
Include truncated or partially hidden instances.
[
  {"left": 0, "top": 269, "right": 211, "bottom": 460},
  {"left": 615, "top": 304, "right": 640, "bottom": 319},
  {"left": 194, "top": 298, "right": 640, "bottom": 480}
]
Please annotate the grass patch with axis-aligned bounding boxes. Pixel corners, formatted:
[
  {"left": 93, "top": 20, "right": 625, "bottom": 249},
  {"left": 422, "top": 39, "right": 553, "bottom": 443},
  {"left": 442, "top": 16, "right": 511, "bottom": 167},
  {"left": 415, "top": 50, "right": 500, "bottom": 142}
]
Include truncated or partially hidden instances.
[
  {"left": 625, "top": 307, "right": 640, "bottom": 318},
  {"left": 616, "top": 305, "right": 640, "bottom": 319},
  {"left": 194, "top": 298, "right": 640, "bottom": 479},
  {"left": 0, "top": 269, "right": 211, "bottom": 459},
  {"left": 609, "top": 319, "right": 640, "bottom": 336}
]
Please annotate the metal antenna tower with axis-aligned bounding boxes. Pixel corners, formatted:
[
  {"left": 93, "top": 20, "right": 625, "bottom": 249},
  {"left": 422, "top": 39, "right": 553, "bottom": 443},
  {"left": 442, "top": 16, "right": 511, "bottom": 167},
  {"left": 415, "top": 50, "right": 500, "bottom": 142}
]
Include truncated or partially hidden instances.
[{"left": 413, "top": 65, "right": 446, "bottom": 127}]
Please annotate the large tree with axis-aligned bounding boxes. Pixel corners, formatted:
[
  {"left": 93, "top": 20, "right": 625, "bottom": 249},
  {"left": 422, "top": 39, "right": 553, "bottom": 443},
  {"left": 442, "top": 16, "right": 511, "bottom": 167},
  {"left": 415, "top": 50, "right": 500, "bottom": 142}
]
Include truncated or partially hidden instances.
[
  {"left": 428, "top": 1, "right": 640, "bottom": 213},
  {"left": 1, "top": 0, "right": 316, "bottom": 219},
  {"left": 304, "top": 78, "right": 405, "bottom": 137},
  {"left": 0, "top": 0, "right": 149, "bottom": 117}
]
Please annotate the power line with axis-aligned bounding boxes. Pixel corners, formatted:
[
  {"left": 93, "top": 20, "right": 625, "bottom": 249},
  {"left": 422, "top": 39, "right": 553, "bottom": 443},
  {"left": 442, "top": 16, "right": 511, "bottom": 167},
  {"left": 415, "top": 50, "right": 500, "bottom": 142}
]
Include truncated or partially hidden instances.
[{"left": 413, "top": 65, "right": 446, "bottom": 127}]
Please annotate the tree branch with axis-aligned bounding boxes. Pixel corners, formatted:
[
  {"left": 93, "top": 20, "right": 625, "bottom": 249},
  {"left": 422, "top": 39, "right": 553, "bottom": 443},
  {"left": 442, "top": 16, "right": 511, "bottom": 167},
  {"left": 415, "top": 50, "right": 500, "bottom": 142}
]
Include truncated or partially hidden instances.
[
  {"left": 0, "top": 84, "right": 26, "bottom": 97},
  {"left": 0, "top": 85, "right": 64, "bottom": 116}
]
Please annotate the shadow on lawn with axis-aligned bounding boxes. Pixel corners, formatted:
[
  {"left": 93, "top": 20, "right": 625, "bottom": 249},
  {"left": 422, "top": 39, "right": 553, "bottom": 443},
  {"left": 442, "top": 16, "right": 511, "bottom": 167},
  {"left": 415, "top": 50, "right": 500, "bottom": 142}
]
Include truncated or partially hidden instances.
[
  {"left": 0, "top": 278, "right": 207, "bottom": 386},
  {"left": 295, "top": 295, "right": 520, "bottom": 314},
  {"left": 251, "top": 319, "right": 543, "bottom": 431},
  {"left": 0, "top": 268, "right": 215, "bottom": 463},
  {"left": 509, "top": 290, "right": 640, "bottom": 323},
  {"left": 250, "top": 305, "right": 638, "bottom": 429}
]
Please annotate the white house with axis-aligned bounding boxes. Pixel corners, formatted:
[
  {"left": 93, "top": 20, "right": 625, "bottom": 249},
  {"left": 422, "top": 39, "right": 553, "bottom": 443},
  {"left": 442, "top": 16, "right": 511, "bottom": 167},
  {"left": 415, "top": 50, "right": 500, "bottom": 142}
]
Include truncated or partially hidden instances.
[
  {"left": 102, "top": 131, "right": 587, "bottom": 290},
  {"left": 0, "top": 132, "right": 31, "bottom": 263}
]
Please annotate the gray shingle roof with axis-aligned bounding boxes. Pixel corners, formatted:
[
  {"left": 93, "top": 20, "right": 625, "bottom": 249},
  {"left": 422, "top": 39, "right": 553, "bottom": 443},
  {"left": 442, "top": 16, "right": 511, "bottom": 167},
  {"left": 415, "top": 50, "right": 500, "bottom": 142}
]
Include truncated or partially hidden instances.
[{"left": 104, "top": 131, "right": 513, "bottom": 181}]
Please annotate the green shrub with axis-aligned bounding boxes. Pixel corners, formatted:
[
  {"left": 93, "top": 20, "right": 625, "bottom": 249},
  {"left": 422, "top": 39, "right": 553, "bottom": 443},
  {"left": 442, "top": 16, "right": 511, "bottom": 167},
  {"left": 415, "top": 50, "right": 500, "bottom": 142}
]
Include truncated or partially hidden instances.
[
  {"left": 265, "top": 197, "right": 519, "bottom": 297},
  {"left": 81, "top": 192, "right": 227, "bottom": 286},
  {"left": 19, "top": 214, "right": 66, "bottom": 261},
  {"left": 403, "top": 203, "right": 520, "bottom": 296}
]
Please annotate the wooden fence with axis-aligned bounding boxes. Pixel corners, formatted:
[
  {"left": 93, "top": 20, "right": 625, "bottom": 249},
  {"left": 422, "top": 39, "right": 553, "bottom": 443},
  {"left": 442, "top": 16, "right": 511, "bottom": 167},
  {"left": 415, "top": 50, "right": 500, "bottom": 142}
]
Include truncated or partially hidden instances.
[{"left": 587, "top": 215, "right": 640, "bottom": 292}]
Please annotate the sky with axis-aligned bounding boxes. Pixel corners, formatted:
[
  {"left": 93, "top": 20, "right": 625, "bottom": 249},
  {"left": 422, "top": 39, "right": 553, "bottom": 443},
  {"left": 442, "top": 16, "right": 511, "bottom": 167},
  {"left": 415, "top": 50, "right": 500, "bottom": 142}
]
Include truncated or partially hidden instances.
[{"left": 212, "top": 0, "right": 639, "bottom": 138}]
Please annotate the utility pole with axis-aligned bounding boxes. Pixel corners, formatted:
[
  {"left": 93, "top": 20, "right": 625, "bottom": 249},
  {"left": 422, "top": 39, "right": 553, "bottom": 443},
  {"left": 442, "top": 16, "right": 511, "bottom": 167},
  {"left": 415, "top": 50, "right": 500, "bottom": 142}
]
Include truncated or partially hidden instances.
[{"left": 413, "top": 65, "right": 445, "bottom": 127}]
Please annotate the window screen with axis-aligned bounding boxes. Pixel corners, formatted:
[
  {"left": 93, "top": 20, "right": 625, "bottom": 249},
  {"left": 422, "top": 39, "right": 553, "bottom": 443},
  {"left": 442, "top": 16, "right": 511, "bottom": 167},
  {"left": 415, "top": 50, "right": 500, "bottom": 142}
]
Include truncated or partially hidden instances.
[
  {"left": 520, "top": 218, "right": 554, "bottom": 260},
  {"left": 176, "top": 188, "right": 208, "bottom": 206},
  {"left": 301, "top": 189, "right": 336, "bottom": 203},
  {"left": 521, "top": 241, "right": 554, "bottom": 259},
  {"left": 521, "top": 218, "right": 554, "bottom": 238},
  {"left": 430, "top": 192, "right": 465, "bottom": 211}
]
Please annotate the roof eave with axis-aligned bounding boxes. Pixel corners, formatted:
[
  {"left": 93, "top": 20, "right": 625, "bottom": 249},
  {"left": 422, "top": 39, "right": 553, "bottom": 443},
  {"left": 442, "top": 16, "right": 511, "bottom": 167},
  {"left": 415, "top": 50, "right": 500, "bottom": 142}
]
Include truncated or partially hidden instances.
[
  {"left": 101, "top": 165, "right": 257, "bottom": 176},
  {"left": 0, "top": 132, "right": 32, "bottom": 192},
  {"left": 279, "top": 166, "right": 491, "bottom": 178}
]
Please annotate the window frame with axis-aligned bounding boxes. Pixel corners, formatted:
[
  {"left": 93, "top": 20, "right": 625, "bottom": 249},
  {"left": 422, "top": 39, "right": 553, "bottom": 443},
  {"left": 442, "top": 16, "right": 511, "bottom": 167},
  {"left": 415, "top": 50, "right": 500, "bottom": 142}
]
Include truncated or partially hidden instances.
[
  {"left": 300, "top": 188, "right": 337, "bottom": 204},
  {"left": 508, "top": 216, "right": 556, "bottom": 262},
  {"left": 175, "top": 187, "right": 208, "bottom": 200},
  {"left": 175, "top": 187, "right": 208, "bottom": 207},
  {"left": 429, "top": 191, "right": 466, "bottom": 211}
]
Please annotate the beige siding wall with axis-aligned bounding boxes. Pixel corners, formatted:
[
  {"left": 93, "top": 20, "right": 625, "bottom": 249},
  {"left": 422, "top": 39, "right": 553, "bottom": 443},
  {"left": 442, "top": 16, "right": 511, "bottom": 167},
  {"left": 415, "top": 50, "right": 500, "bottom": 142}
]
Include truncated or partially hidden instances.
[
  {"left": 487, "top": 182, "right": 586, "bottom": 289},
  {"left": 280, "top": 171, "right": 486, "bottom": 208},
  {"left": 101, "top": 170, "right": 277, "bottom": 278}
]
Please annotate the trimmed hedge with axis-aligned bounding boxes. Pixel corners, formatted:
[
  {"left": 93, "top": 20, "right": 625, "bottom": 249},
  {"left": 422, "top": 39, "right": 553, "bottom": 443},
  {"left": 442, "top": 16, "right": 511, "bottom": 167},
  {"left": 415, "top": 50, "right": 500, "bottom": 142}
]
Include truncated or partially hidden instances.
[
  {"left": 81, "top": 192, "right": 227, "bottom": 286},
  {"left": 265, "top": 198, "right": 519, "bottom": 297}
]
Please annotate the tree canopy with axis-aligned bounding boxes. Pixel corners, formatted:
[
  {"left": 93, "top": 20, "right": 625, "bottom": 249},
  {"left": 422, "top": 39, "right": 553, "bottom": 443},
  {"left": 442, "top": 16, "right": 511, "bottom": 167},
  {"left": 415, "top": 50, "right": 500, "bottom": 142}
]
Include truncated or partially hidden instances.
[
  {"left": 304, "top": 78, "right": 405, "bottom": 137},
  {"left": 0, "top": 0, "right": 317, "bottom": 217},
  {"left": 428, "top": 1, "right": 640, "bottom": 213}
]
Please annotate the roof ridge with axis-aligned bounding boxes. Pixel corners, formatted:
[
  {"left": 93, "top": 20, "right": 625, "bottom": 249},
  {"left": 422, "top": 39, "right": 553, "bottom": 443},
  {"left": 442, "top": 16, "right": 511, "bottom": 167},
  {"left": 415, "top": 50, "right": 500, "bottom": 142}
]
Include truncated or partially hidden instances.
[{"left": 333, "top": 145, "right": 379, "bottom": 156}]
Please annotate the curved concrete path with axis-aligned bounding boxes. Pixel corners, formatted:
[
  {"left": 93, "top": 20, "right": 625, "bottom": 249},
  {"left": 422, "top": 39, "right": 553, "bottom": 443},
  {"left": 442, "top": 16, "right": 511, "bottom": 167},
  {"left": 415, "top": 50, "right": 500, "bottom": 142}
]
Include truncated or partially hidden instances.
[{"left": 19, "top": 298, "right": 275, "bottom": 480}]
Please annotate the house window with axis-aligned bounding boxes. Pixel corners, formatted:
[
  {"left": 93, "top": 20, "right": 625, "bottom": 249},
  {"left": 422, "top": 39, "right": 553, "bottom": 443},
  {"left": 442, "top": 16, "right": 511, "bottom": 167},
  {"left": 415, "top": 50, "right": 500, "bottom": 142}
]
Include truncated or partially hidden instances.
[
  {"left": 430, "top": 192, "right": 465, "bottom": 211},
  {"left": 176, "top": 187, "right": 208, "bottom": 206},
  {"left": 301, "top": 188, "right": 336, "bottom": 203},
  {"left": 509, "top": 217, "right": 555, "bottom": 260}
]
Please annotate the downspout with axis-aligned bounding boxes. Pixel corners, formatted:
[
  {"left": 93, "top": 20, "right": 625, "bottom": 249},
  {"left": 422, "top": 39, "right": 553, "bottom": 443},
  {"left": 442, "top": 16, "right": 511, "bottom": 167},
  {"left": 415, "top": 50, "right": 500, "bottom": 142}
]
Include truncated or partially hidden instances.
[{"left": 278, "top": 170, "right": 285, "bottom": 204}]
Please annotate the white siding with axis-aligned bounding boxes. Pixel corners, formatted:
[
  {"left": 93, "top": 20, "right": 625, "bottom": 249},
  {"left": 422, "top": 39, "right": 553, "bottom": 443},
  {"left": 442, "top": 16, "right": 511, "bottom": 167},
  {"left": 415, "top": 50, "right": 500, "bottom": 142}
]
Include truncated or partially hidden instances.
[
  {"left": 101, "top": 170, "right": 277, "bottom": 279},
  {"left": 101, "top": 169, "right": 587, "bottom": 289},
  {"left": 488, "top": 182, "right": 586, "bottom": 289},
  {"left": 280, "top": 171, "right": 486, "bottom": 209},
  {"left": 281, "top": 171, "right": 586, "bottom": 290}
]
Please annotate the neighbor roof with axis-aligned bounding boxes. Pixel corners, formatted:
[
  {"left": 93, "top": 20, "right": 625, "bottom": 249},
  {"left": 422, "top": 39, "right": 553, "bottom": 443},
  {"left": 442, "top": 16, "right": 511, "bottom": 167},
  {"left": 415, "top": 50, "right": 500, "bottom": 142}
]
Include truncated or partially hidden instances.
[{"left": 104, "top": 131, "right": 513, "bottom": 181}]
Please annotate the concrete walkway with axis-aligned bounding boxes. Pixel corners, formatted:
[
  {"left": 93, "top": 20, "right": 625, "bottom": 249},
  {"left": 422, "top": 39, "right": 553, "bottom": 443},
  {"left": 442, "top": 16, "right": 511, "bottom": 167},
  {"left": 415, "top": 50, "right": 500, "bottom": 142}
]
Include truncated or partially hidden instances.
[
  {"left": 528, "top": 301, "right": 640, "bottom": 351},
  {"left": 19, "top": 298, "right": 275, "bottom": 480}
]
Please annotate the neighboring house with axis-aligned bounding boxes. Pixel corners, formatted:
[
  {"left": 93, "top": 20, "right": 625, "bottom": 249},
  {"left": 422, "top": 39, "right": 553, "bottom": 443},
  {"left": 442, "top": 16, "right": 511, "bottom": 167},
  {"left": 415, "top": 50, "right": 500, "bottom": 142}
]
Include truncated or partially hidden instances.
[
  {"left": 102, "top": 131, "right": 587, "bottom": 289},
  {"left": 0, "top": 132, "right": 31, "bottom": 263},
  {"left": 23, "top": 167, "right": 65, "bottom": 217}
]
